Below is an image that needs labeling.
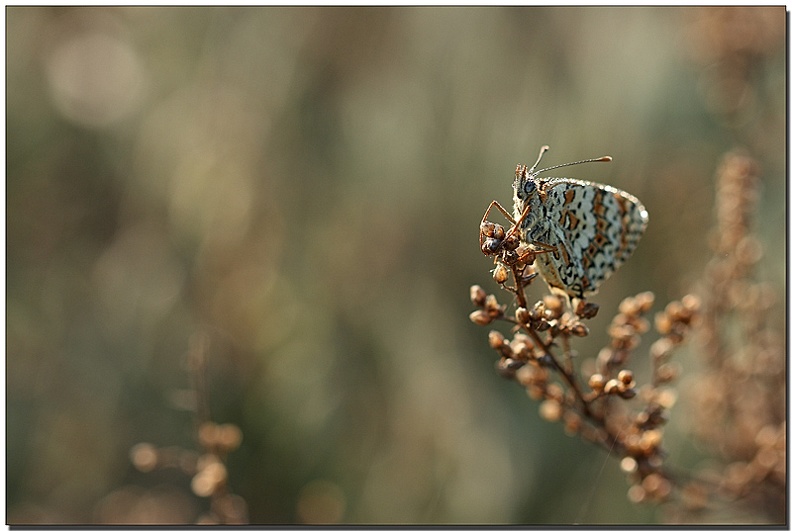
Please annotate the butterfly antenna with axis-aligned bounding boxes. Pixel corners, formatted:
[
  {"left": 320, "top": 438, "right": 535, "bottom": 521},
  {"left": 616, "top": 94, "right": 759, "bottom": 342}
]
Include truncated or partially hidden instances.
[
  {"left": 533, "top": 149, "right": 612, "bottom": 176},
  {"left": 527, "top": 145, "right": 551, "bottom": 174}
]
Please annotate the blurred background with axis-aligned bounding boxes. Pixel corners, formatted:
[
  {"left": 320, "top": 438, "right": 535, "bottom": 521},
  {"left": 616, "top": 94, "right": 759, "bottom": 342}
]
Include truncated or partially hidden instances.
[{"left": 6, "top": 6, "right": 785, "bottom": 525}]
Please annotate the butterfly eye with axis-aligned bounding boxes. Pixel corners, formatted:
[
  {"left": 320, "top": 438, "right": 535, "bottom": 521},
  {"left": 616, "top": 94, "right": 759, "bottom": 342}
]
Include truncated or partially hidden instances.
[
  {"left": 513, "top": 166, "right": 536, "bottom": 197},
  {"left": 514, "top": 177, "right": 535, "bottom": 196}
]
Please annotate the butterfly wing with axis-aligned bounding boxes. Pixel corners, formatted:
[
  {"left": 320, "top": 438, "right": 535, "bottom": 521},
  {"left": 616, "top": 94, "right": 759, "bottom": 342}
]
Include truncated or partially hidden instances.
[{"left": 534, "top": 178, "right": 648, "bottom": 298}]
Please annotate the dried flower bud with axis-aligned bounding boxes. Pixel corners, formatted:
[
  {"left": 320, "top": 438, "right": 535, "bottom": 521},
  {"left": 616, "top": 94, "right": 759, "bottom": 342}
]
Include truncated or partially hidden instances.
[
  {"left": 484, "top": 294, "right": 500, "bottom": 312},
  {"left": 470, "top": 285, "right": 487, "bottom": 306},
  {"left": 665, "top": 301, "right": 684, "bottom": 321},
  {"left": 480, "top": 221, "right": 496, "bottom": 237},
  {"left": 620, "top": 387, "right": 637, "bottom": 399},
  {"left": 617, "top": 370, "right": 634, "bottom": 386},
  {"left": 755, "top": 425, "right": 781, "bottom": 448},
  {"left": 635, "top": 291, "right": 655, "bottom": 312},
  {"left": 632, "top": 317, "right": 651, "bottom": 334},
  {"left": 515, "top": 306, "right": 531, "bottom": 324},
  {"left": 493, "top": 263, "right": 509, "bottom": 284},
  {"left": 515, "top": 364, "right": 536, "bottom": 387},
  {"left": 575, "top": 301, "right": 600, "bottom": 319},
  {"left": 636, "top": 404, "right": 668, "bottom": 429},
  {"left": 533, "top": 319, "right": 550, "bottom": 332},
  {"left": 496, "top": 357, "right": 524, "bottom": 378},
  {"left": 680, "top": 482, "right": 709, "bottom": 511},
  {"left": 650, "top": 337, "right": 674, "bottom": 361},
  {"left": 603, "top": 379, "right": 620, "bottom": 395},
  {"left": 198, "top": 422, "right": 220, "bottom": 448},
  {"left": 217, "top": 423, "right": 243, "bottom": 452},
  {"left": 543, "top": 295, "right": 564, "bottom": 315},
  {"left": 654, "top": 362, "right": 680, "bottom": 383},
  {"left": 518, "top": 251, "right": 537, "bottom": 267},
  {"left": 735, "top": 236, "right": 762, "bottom": 265},
  {"left": 655, "top": 313, "right": 674, "bottom": 336},
  {"left": 488, "top": 330, "right": 505, "bottom": 350},
  {"left": 681, "top": 293, "right": 701, "bottom": 313},
  {"left": 569, "top": 321, "right": 589, "bottom": 337},
  {"left": 482, "top": 237, "right": 501, "bottom": 254},
  {"left": 642, "top": 472, "right": 671, "bottom": 501},
  {"left": 469, "top": 310, "right": 493, "bottom": 326},
  {"left": 539, "top": 399, "right": 563, "bottom": 422},
  {"left": 130, "top": 443, "right": 159, "bottom": 472},
  {"left": 546, "top": 383, "right": 564, "bottom": 401},
  {"left": 526, "top": 385, "right": 544, "bottom": 400},
  {"left": 588, "top": 373, "right": 606, "bottom": 391},
  {"left": 655, "top": 388, "right": 677, "bottom": 409},
  {"left": 619, "top": 297, "right": 641, "bottom": 317},
  {"left": 627, "top": 484, "right": 647, "bottom": 504},
  {"left": 502, "top": 234, "right": 520, "bottom": 251},
  {"left": 514, "top": 332, "right": 530, "bottom": 343},
  {"left": 621, "top": 456, "right": 638, "bottom": 473},
  {"left": 609, "top": 324, "right": 634, "bottom": 343},
  {"left": 511, "top": 338, "right": 532, "bottom": 359},
  {"left": 563, "top": 411, "right": 581, "bottom": 435}
]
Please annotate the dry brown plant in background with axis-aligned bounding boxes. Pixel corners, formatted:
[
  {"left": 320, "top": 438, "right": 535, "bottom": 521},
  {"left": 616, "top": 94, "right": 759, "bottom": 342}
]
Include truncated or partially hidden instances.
[
  {"left": 128, "top": 334, "right": 249, "bottom": 524},
  {"left": 662, "top": 152, "right": 786, "bottom": 524}
]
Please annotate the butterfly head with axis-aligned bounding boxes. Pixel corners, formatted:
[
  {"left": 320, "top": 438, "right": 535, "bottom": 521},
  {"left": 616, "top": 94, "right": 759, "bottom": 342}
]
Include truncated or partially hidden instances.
[{"left": 513, "top": 164, "right": 537, "bottom": 201}]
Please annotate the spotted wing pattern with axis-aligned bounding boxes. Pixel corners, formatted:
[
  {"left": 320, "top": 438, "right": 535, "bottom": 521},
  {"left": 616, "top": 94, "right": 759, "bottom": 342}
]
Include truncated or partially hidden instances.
[{"left": 514, "top": 175, "right": 648, "bottom": 299}]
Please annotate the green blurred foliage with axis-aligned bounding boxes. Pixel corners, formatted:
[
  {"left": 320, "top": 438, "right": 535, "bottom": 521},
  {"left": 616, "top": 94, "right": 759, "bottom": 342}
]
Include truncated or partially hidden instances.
[{"left": 6, "top": 6, "right": 785, "bottom": 524}]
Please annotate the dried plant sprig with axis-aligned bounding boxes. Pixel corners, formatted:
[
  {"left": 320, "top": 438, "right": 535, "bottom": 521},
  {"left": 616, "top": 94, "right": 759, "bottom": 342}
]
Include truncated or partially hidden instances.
[
  {"left": 471, "top": 212, "right": 700, "bottom": 504},
  {"left": 129, "top": 334, "right": 248, "bottom": 524},
  {"left": 668, "top": 151, "right": 786, "bottom": 523},
  {"left": 471, "top": 141, "right": 786, "bottom": 521}
]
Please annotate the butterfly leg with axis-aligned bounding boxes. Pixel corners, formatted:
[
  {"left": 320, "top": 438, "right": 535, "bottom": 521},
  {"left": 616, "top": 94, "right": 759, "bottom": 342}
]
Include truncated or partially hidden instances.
[
  {"left": 480, "top": 201, "right": 518, "bottom": 254},
  {"left": 480, "top": 200, "right": 515, "bottom": 226}
]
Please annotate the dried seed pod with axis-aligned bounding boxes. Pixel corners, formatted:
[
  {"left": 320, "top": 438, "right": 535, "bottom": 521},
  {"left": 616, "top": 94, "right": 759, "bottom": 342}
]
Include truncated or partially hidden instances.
[
  {"left": 481, "top": 237, "right": 502, "bottom": 254},
  {"left": 533, "top": 319, "right": 550, "bottom": 332},
  {"left": 469, "top": 310, "right": 493, "bottom": 326},
  {"left": 635, "top": 291, "right": 656, "bottom": 312},
  {"left": 603, "top": 379, "right": 620, "bottom": 395},
  {"left": 618, "top": 369, "right": 634, "bottom": 386},
  {"left": 588, "top": 373, "right": 606, "bottom": 391},
  {"left": 488, "top": 330, "right": 505, "bottom": 349},
  {"left": 502, "top": 233, "right": 520, "bottom": 251},
  {"left": 511, "top": 337, "right": 533, "bottom": 359},
  {"left": 515, "top": 306, "right": 531, "bottom": 324},
  {"left": 620, "top": 387, "right": 637, "bottom": 399},
  {"left": 470, "top": 285, "right": 487, "bottom": 306},
  {"left": 484, "top": 294, "right": 500, "bottom": 312},
  {"left": 575, "top": 301, "right": 600, "bottom": 319},
  {"left": 563, "top": 411, "right": 581, "bottom": 435},
  {"left": 681, "top": 293, "right": 701, "bottom": 312},
  {"left": 543, "top": 295, "right": 564, "bottom": 316},
  {"left": 627, "top": 484, "right": 647, "bottom": 504},
  {"left": 655, "top": 312, "right": 674, "bottom": 336},
  {"left": 493, "top": 263, "right": 509, "bottom": 284},
  {"left": 619, "top": 296, "right": 641, "bottom": 317},
  {"left": 539, "top": 399, "right": 563, "bottom": 422},
  {"left": 480, "top": 221, "right": 496, "bottom": 237},
  {"left": 569, "top": 321, "right": 589, "bottom": 337},
  {"left": 496, "top": 356, "right": 524, "bottom": 378},
  {"left": 654, "top": 362, "right": 680, "bottom": 384}
]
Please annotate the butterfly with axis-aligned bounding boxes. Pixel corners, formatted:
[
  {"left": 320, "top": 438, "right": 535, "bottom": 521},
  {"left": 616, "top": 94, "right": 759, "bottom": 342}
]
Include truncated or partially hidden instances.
[{"left": 482, "top": 145, "right": 648, "bottom": 301}]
